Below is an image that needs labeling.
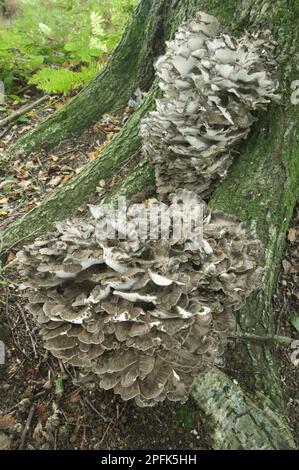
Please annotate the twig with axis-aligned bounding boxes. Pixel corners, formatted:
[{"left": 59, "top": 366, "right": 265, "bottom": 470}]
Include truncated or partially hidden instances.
[
  {"left": 0, "top": 95, "right": 50, "bottom": 128},
  {"left": 227, "top": 332, "right": 294, "bottom": 345},
  {"left": 0, "top": 123, "right": 13, "bottom": 139},
  {"left": 4, "top": 286, "right": 30, "bottom": 359},
  {"left": 15, "top": 84, "right": 32, "bottom": 95},
  {"left": 1, "top": 228, "right": 40, "bottom": 255},
  {"left": 16, "top": 301, "right": 38, "bottom": 358},
  {"left": 18, "top": 404, "right": 35, "bottom": 450},
  {"left": 99, "top": 402, "right": 127, "bottom": 444},
  {"left": 276, "top": 298, "right": 289, "bottom": 335},
  {"left": 85, "top": 398, "right": 109, "bottom": 422}
]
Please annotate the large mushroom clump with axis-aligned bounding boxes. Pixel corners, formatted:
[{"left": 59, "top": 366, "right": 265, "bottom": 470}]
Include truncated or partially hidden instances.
[
  {"left": 17, "top": 190, "right": 263, "bottom": 406},
  {"left": 141, "top": 11, "right": 279, "bottom": 198}
]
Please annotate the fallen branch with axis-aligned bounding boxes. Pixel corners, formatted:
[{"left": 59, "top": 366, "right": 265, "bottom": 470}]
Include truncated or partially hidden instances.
[
  {"left": 0, "top": 95, "right": 50, "bottom": 128},
  {"left": 18, "top": 404, "right": 35, "bottom": 450}
]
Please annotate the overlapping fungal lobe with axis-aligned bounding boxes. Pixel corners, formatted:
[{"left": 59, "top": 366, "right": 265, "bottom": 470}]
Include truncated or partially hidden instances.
[
  {"left": 140, "top": 11, "right": 280, "bottom": 198},
  {"left": 17, "top": 190, "right": 263, "bottom": 407}
]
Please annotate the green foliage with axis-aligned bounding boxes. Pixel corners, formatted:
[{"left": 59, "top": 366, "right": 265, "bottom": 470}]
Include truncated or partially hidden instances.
[
  {"left": 29, "top": 63, "right": 102, "bottom": 94},
  {"left": 0, "top": 0, "right": 137, "bottom": 95}
]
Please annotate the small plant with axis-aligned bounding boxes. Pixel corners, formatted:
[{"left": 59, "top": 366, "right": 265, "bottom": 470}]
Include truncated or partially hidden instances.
[{"left": 0, "top": 0, "right": 137, "bottom": 95}]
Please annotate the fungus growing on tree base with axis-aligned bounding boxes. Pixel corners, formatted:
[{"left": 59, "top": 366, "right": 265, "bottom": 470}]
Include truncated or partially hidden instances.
[
  {"left": 17, "top": 190, "right": 263, "bottom": 406},
  {"left": 141, "top": 11, "right": 279, "bottom": 199}
]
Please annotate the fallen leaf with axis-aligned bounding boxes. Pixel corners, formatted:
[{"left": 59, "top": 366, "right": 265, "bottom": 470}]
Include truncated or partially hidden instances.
[
  {"left": 6, "top": 252, "right": 16, "bottom": 264},
  {"left": 54, "top": 102, "right": 64, "bottom": 110},
  {"left": 125, "top": 106, "right": 134, "bottom": 114},
  {"left": 18, "top": 180, "right": 31, "bottom": 189},
  {"left": 18, "top": 125, "right": 33, "bottom": 134},
  {"left": 0, "top": 415, "right": 16, "bottom": 431},
  {"left": 87, "top": 149, "right": 101, "bottom": 158},
  {"left": 0, "top": 211, "right": 8, "bottom": 216},
  {"left": 26, "top": 110, "right": 38, "bottom": 118},
  {"left": 282, "top": 259, "right": 296, "bottom": 274},
  {"left": 288, "top": 228, "right": 297, "bottom": 242},
  {"left": 0, "top": 197, "right": 8, "bottom": 204},
  {"left": 36, "top": 404, "right": 49, "bottom": 424},
  {"left": 0, "top": 431, "right": 11, "bottom": 450},
  {"left": 62, "top": 175, "right": 72, "bottom": 183},
  {"left": 49, "top": 176, "right": 63, "bottom": 187},
  {"left": 69, "top": 389, "right": 81, "bottom": 404}
]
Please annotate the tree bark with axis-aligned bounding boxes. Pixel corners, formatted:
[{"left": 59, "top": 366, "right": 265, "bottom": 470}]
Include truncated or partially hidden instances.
[{"left": 1, "top": 0, "right": 299, "bottom": 449}]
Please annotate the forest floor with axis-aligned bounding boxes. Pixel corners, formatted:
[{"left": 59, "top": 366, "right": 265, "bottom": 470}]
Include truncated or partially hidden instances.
[{"left": 0, "top": 91, "right": 298, "bottom": 450}]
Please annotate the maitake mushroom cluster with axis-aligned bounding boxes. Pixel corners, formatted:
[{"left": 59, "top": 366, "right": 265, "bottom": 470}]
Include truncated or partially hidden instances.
[
  {"left": 141, "top": 11, "right": 279, "bottom": 198},
  {"left": 17, "top": 190, "right": 263, "bottom": 406},
  {"left": 16, "top": 12, "right": 272, "bottom": 406}
]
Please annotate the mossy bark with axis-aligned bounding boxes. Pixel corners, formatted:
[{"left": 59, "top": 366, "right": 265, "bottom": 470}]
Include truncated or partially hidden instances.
[{"left": 1, "top": 0, "right": 299, "bottom": 450}]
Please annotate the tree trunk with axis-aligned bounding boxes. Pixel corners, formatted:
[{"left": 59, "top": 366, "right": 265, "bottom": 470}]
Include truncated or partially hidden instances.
[{"left": 1, "top": 0, "right": 298, "bottom": 449}]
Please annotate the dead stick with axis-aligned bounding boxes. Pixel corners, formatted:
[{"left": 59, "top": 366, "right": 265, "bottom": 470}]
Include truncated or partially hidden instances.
[
  {"left": 0, "top": 95, "right": 50, "bottom": 128},
  {"left": 4, "top": 286, "right": 30, "bottom": 359},
  {"left": 85, "top": 398, "right": 109, "bottom": 422},
  {"left": 16, "top": 302, "right": 38, "bottom": 358},
  {"left": 18, "top": 404, "right": 35, "bottom": 450}
]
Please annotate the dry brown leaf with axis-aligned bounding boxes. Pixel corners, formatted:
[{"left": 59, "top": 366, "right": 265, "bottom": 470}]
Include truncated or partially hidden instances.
[
  {"left": 282, "top": 259, "right": 298, "bottom": 274},
  {"left": 49, "top": 176, "right": 63, "bottom": 187},
  {"left": 26, "top": 111, "right": 38, "bottom": 118},
  {"left": 0, "top": 415, "right": 16, "bottom": 431},
  {"left": 62, "top": 175, "right": 72, "bottom": 183},
  {"left": 6, "top": 252, "right": 16, "bottom": 264},
  {"left": 36, "top": 404, "right": 49, "bottom": 424},
  {"left": 54, "top": 102, "right": 64, "bottom": 111},
  {"left": 0, "top": 197, "right": 8, "bottom": 204},
  {"left": 18, "top": 125, "right": 32, "bottom": 134},
  {"left": 288, "top": 228, "right": 297, "bottom": 242},
  {"left": 69, "top": 389, "right": 81, "bottom": 404},
  {"left": 18, "top": 180, "right": 31, "bottom": 189}
]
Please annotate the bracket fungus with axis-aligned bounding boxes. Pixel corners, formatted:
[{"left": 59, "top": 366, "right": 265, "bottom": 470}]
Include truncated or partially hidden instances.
[
  {"left": 17, "top": 190, "right": 263, "bottom": 406},
  {"left": 141, "top": 11, "right": 279, "bottom": 198}
]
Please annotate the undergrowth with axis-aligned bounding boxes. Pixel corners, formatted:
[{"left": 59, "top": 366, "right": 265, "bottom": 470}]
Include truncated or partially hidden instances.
[{"left": 0, "top": 0, "right": 137, "bottom": 96}]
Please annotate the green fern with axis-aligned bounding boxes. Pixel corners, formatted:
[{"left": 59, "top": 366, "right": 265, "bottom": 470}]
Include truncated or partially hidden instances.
[
  {"left": 29, "top": 63, "right": 101, "bottom": 95},
  {"left": 0, "top": 0, "right": 137, "bottom": 94}
]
